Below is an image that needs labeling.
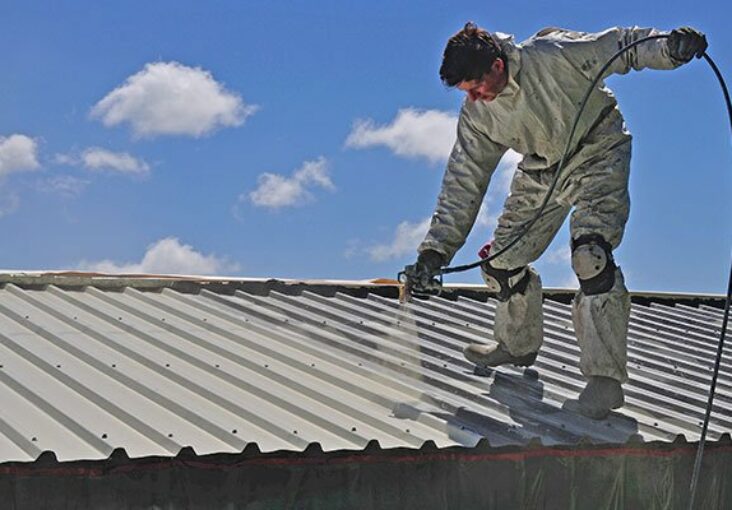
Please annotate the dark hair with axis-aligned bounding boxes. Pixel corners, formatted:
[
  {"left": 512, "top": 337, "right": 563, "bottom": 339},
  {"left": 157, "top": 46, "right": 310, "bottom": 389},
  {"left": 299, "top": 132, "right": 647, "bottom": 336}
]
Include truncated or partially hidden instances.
[{"left": 439, "top": 22, "right": 505, "bottom": 87}]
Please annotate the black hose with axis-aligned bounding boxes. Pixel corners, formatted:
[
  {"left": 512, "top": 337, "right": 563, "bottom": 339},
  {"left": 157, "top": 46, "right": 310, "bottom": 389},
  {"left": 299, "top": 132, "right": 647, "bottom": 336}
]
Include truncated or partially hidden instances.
[
  {"left": 433, "top": 34, "right": 731, "bottom": 509},
  {"left": 687, "top": 52, "right": 732, "bottom": 510},
  {"left": 689, "top": 263, "right": 732, "bottom": 509}
]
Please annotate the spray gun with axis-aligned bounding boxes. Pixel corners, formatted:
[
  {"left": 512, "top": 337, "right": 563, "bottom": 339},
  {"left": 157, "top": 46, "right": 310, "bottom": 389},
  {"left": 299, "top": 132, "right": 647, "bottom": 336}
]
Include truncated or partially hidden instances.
[{"left": 397, "top": 264, "right": 443, "bottom": 302}]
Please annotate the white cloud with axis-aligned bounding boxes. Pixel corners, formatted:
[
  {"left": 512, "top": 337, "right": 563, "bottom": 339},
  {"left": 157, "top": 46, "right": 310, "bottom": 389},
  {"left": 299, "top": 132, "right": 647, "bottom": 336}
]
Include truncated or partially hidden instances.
[
  {"left": 367, "top": 217, "right": 431, "bottom": 262},
  {"left": 82, "top": 147, "right": 150, "bottom": 175},
  {"left": 360, "top": 150, "right": 521, "bottom": 263},
  {"left": 534, "top": 245, "right": 578, "bottom": 288},
  {"left": 545, "top": 246, "right": 572, "bottom": 264},
  {"left": 475, "top": 203, "right": 498, "bottom": 229},
  {"left": 0, "top": 135, "right": 40, "bottom": 176},
  {"left": 36, "top": 176, "right": 90, "bottom": 198},
  {"left": 560, "top": 273, "right": 579, "bottom": 288},
  {"left": 345, "top": 108, "right": 458, "bottom": 163},
  {"left": 53, "top": 153, "right": 77, "bottom": 166},
  {"left": 535, "top": 264, "right": 579, "bottom": 289},
  {"left": 248, "top": 157, "right": 334, "bottom": 209},
  {"left": 491, "top": 150, "right": 522, "bottom": 197},
  {"left": 474, "top": 149, "right": 522, "bottom": 230},
  {"left": 79, "top": 237, "right": 239, "bottom": 275},
  {"left": 91, "top": 61, "right": 256, "bottom": 138}
]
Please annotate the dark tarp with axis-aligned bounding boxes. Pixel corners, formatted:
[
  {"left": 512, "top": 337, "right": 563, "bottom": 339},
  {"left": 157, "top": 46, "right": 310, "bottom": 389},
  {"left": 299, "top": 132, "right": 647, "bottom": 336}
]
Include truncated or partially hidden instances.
[{"left": 1, "top": 439, "right": 731, "bottom": 509}]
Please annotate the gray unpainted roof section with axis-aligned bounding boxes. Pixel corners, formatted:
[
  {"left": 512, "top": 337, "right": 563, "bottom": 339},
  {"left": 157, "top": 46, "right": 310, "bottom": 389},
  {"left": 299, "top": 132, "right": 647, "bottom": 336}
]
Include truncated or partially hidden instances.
[{"left": 0, "top": 273, "right": 728, "bottom": 464}]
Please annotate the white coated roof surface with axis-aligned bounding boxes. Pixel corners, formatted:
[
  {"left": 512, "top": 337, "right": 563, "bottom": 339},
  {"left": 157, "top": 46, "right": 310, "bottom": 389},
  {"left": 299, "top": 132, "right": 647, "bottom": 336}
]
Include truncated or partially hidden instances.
[{"left": 0, "top": 274, "right": 728, "bottom": 463}]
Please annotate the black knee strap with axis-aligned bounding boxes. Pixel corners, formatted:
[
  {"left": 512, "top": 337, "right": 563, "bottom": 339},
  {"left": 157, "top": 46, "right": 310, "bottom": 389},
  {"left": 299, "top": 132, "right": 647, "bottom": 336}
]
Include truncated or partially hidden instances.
[
  {"left": 572, "top": 234, "right": 617, "bottom": 295},
  {"left": 482, "top": 263, "right": 531, "bottom": 301}
]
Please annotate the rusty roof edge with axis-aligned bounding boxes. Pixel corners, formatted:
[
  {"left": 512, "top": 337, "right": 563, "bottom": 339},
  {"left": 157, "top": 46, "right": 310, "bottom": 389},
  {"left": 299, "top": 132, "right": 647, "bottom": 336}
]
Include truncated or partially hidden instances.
[
  {"left": 3, "top": 436, "right": 732, "bottom": 470},
  {"left": 0, "top": 271, "right": 726, "bottom": 307}
]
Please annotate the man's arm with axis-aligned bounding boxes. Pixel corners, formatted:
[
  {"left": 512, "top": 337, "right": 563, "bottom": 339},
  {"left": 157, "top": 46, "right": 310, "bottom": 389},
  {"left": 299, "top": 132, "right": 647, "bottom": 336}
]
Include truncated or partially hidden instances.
[
  {"left": 418, "top": 106, "right": 507, "bottom": 263},
  {"left": 556, "top": 26, "right": 705, "bottom": 81}
]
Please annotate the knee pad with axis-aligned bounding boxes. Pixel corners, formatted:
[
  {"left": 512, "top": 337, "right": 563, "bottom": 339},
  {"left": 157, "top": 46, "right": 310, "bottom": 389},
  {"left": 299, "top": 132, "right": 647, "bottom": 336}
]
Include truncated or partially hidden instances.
[
  {"left": 571, "top": 234, "right": 617, "bottom": 295},
  {"left": 481, "top": 263, "right": 531, "bottom": 301}
]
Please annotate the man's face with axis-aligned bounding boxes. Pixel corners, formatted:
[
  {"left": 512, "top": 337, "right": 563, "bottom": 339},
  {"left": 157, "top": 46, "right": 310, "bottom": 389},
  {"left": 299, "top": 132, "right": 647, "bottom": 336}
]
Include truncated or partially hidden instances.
[{"left": 457, "top": 58, "right": 507, "bottom": 103}]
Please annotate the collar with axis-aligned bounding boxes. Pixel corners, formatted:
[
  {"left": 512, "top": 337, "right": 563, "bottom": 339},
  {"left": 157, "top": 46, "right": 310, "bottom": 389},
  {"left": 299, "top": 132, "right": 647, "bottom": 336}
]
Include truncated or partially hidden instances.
[{"left": 494, "top": 32, "right": 521, "bottom": 96}]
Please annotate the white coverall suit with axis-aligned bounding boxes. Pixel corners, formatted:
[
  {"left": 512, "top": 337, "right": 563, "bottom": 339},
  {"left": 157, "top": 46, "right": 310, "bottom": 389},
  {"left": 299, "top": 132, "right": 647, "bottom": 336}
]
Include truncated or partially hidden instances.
[{"left": 419, "top": 27, "right": 682, "bottom": 383}]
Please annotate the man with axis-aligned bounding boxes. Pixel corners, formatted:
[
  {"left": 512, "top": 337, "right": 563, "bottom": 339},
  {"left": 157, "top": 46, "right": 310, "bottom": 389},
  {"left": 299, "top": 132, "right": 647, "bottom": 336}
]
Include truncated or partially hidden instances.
[{"left": 404, "top": 23, "right": 707, "bottom": 419}]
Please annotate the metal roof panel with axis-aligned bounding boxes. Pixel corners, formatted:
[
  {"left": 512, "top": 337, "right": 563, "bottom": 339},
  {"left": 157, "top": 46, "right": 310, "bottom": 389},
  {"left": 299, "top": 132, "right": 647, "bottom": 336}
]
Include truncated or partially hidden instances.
[{"left": 0, "top": 277, "right": 728, "bottom": 463}]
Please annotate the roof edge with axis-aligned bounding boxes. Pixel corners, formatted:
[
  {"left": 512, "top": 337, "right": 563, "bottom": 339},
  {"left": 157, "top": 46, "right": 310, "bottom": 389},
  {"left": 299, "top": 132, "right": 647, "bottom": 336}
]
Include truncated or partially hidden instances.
[{"left": 0, "top": 271, "right": 726, "bottom": 308}]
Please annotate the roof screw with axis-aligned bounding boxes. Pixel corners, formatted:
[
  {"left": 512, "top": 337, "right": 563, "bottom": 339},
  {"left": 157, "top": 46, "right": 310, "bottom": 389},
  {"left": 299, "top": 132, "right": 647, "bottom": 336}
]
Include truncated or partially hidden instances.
[
  {"left": 168, "top": 433, "right": 174, "bottom": 438},
  {"left": 264, "top": 364, "right": 269, "bottom": 368},
  {"left": 56, "top": 364, "right": 61, "bottom": 369},
  {"left": 31, "top": 437, "right": 37, "bottom": 442},
  {"left": 293, "top": 430, "right": 298, "bottom": 435},
  {"left": 215, "top": 364, "right": 220, "bottom": 368},
  {"left": 232, "top": 429, "right": 238, "bottom": 434},
  {"left": 165, "top": 363, "right": 170, "bottom": 368},
  {"left": 112, "top": 364, "right": 116, "bottom": 368},
  {"left": 405, "top": 429, "right": 410, "bottom": 434},
  {"left": 102, "top": 433, "right": 108, "bottom": 439},
  {"left": 351, "top": 427, "right": 357, "bottom": 432}
]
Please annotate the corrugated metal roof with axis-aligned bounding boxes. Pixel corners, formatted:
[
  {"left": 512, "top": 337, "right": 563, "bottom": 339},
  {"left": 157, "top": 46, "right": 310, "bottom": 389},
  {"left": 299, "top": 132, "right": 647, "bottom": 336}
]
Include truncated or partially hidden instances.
[{"left": 0, "top": 275, "right": 728, "bottom": 463}]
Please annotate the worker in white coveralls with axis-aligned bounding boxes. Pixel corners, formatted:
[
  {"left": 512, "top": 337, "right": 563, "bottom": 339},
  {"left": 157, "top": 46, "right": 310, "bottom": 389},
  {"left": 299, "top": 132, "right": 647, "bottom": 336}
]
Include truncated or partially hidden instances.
[{"left": 403, "top": 23, "right": 708, "bottom": 419}]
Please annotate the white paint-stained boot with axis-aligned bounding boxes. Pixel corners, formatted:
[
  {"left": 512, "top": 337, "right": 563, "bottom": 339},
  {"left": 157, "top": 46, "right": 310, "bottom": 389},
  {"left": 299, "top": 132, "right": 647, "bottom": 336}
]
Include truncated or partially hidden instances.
[
  {"left": 463, "top": 342, "right": 538, "bottom": 368},
  {"left": 577, "top": 376, "right": 624, "bottom": 419}
]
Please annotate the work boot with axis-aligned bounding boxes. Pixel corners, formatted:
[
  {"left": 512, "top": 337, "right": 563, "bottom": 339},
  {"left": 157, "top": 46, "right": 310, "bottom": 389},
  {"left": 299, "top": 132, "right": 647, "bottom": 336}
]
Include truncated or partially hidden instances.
[
  {"left": 463, "top": 342, "right": 538, "bottom": 368},
  {"left": 577, "top": 376, "right": 624, "bottom": 419}
]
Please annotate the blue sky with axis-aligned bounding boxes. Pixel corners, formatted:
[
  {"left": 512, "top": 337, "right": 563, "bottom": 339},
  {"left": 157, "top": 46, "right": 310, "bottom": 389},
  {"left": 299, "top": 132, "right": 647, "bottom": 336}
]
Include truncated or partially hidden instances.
[{"left": 1, "top": 0, "right": 730, "bottom": 293}]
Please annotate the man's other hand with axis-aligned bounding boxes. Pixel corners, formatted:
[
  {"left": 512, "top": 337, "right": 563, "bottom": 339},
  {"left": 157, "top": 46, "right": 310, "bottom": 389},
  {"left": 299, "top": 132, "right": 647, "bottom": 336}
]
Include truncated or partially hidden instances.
[{"left": 668, "top": 27, "right": 708, "bottom": 64}]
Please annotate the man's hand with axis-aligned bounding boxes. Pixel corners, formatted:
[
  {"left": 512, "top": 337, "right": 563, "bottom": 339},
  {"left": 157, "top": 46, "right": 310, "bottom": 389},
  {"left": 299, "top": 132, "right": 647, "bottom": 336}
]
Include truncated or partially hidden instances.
[
  {"left": 401, "top": 250, "right": 445, "bottom": 296},
  {"left": 668, "top": 27, "right": 708, "bottom": 65}
]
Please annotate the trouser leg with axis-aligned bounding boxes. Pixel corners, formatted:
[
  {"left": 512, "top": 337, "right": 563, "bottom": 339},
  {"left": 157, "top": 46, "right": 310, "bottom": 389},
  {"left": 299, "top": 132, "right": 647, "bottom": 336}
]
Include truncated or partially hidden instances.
[
  {"left": 491, "top": 267, "right": 544, "bottom": 356},
  {"left": 572, "top": 268, "right": 630, "bottom": 382},
  {"left": 487, "top": 167, "right": 569, "bottom": 356},
  {"left": 568, "top": 139, "right": 632, "bottom": 383}
]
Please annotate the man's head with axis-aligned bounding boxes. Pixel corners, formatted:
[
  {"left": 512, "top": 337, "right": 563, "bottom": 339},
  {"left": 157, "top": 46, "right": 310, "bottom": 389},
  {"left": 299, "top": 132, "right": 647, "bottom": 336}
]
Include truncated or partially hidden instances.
[{"left": 440, "top": 22, "right": 508, "bottom": 102}]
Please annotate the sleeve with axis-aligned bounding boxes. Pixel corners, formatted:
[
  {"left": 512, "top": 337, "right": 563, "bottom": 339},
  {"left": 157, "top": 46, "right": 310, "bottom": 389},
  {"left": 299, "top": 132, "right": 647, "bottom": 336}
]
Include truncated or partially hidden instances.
[
  {"left": 418, "top": 106, "right": 507, "bottom": 263},
  {"left": 557, "top": 26, "right": 680, "bottom": 81}
]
